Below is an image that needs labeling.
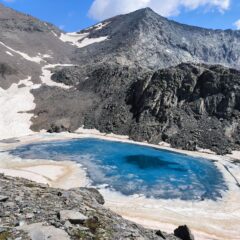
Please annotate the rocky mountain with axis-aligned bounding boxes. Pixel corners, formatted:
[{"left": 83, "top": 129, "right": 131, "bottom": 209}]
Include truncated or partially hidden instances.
[
  {"left": 38, "top": 63, "right": 240, "bottom": 155},
  {"left": 127, "top": 63, "right": 240, "bottom": 154},
  {"left": 73, "top": 7, "right": 240, "bottom": 70},
  {"left": 0, "top": 3, "right": 240, "bottom": 154},
  {"left": 0, "top": 3, "right": 73, "bottom": 89},
  {"left": 0, "top": 174, "right": 188, "bottom": 240}
]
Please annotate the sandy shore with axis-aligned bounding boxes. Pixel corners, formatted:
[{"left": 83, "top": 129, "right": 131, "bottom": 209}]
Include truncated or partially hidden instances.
[
  {"left": 0, "top": 151, "right": 89, "bottom": 189},
  {"left": 0, "top": 130, "right": 240, "bottom": 240}
]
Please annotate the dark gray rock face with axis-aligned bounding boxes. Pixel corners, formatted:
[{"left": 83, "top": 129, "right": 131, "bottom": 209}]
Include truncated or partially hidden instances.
[
  {"left": 34, "top": 63, "right": 240, "bottom": 154},
  {"left": 0, "top": 3, "right": 60, "bottom": 33},
  {"left": 73, "top": 8, "right": 240, "bottom": 70},
  {"left": 0, "top": 174, "right": 181, "bottom": 240},
  {"left": 127, "top": 63, "right": 240, "bottom": 154},
  {"left": 0, "top": 62, "right": 17, "bottom": 88},
  {"left": 0, "top": 63, "right": 16, "bottom": 78},
  {"left": 31, "top": 64, "right": 145, "bottom": 135},
  {"left": 174, "top": 225, "right": 194, "bottom": 240}
]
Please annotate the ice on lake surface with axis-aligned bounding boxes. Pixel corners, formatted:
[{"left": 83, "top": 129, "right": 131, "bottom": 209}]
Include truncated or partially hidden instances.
[{"left": 10, "top": 138, "right": 228, "bottom": 200}]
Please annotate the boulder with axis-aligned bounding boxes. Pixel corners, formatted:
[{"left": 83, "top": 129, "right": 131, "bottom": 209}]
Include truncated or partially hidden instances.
[
  {"left": 20, "top": 222, "right": 70, "bottom": 240},
  {"left": 174, "top": 225, "right": 194, "bottom": 240},
  {"left": 0, "top": 195, "right": 8, "bottom": 202},
  {"left": 58, "top": 210, "right": 88, "bottom": 224}
]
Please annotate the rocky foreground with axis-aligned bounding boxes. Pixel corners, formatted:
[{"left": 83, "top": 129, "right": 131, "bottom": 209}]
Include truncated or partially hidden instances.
[{"left": 0, "top": 174, "right": 194, "bottom": 240}]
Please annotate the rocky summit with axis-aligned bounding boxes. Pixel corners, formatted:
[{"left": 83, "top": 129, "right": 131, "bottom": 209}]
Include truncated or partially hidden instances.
[
  {"left": 73, "top": 7, "right": 240, "bottom": 70},
  {"left": 0, "top": 174, "right": 186, "bottom": 240}
]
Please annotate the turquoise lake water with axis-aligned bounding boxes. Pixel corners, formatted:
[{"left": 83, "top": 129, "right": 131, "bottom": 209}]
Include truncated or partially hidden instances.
[{"left": 9, "top": 138, "right": 228, "bottom": 200}]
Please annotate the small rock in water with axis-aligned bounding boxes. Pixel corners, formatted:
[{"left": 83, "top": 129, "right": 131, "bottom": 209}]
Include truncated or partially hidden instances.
[
  {"left": 174, "top": 225, "right": 194, "bottom": 240},
  {"left": 58, "top": 210, "right": 88, "bottom": 224}
]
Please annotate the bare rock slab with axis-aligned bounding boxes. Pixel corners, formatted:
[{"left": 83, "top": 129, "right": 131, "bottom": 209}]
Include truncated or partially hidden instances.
[
  {"left": 20, "top": 222, "right": 70, "bottom": 240},
  {"left": 58, "top": 210, "right": 88, "bottom": 224},
  {"left": 0, "top": 195, "right": 8, "bottom": 202}
]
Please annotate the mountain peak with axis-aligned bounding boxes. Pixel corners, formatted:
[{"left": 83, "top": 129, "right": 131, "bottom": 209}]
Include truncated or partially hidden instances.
[
  {"left": 127, "top": 7, "right": 163, "bottom": 21},
  {"left": 136, "top": 7, "right": 155, "bottom": 14}
]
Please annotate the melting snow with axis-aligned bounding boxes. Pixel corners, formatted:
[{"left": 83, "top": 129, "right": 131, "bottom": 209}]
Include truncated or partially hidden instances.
[
  {"left": 165, "top": 49, "right": 172, "bottom": 54},
  {"left": 40, "top": 64, "right": 73, "bottom": 89},
  {"left": 0, "top": 62, "right": 76, "bottom": 140},
  {"left": 59, "top": 32, "right": 88, "bottom": 47},
  {"left": 76, "top": 36, "right": 108, "bottom": 48},
  {"left": 6, "top": 51, "right": 13, "bottom": 56},
  {"left": 0, "top": 41, "right": 45, "bottom": 64},
  {"left": 0, "top": 76, "right": 39, "bottom": 140},
  {"left": 86, "top": 21, "right": 110, "bottom": 31},
  {"left": 51, "top": 31, "right": 58, "bottom": 38},
  {"left": 37, "top": 53, "right": 53, "bottom": 59},
  {"left": 59, "top": 32, "right": 108, "bottom": 48}
]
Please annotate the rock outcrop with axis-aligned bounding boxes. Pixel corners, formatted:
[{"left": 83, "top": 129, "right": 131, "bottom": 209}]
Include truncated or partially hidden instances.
[
  {"left": 32, "top": 63, "right": 240, "bottom": 154},
  {"left": 0, "top": 174, "right": 181, "bottom": 240},
  {"left": 127, "top": 63, "right": 240, "bottom": 154},
  {"left": 174, "top": 225, "right": 194, "bottom": 240}
]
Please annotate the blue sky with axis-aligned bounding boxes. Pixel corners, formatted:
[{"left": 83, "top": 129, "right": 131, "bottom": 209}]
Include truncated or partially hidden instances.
[{"left": 1, "top": 0, "right": 240, "bottom": 32}]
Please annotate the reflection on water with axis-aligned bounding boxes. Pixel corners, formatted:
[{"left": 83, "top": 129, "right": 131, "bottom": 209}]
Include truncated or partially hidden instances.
[
  {"left": 9, "top": 138, "right": 228, "bottom": 200},
  {"left": 125, "top": 155, "right": 185, "bottom": 171}
]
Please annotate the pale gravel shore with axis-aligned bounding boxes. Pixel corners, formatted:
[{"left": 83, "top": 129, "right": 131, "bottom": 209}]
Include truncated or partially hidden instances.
[
  {"left": 0, "top": 130, "right": 240, "bottom": 240},
  {"left": 0, "top": 153, "right": 89, "bottom": 189}
]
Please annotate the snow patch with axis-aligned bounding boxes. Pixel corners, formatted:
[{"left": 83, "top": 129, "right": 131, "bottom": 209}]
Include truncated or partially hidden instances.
[
  {"left": 0, "top": 63, "right": 76, "bottom": 140},
  {"left": 0, "top": 76, "right": 38, "bottom": 140},
  {"left": 51, "top": 31, "right": 58, "bottom": 38},
  {"left": 0, "top": 41, "right": 45, "bottom": 64},
  {"left": 39, "top": 64, "right": 73, "bottom": 89},
  {"left": 37, "top": 53, "right": 53, "bottom": 59},
  {"left": 165, "top": 49, "right": 172, "bottom": 54},
  {"left": 86, "top": 21, "right": 110, "bottom": 31},
  {"left": 77, "top": 36, "right": 108, "bottom": 48},
  {"left": 59, "top": 32, "right": 108, "bottom": 48},
  {"left": 95, "top": 21, "right": 110, "bottom": 30},
  {"left": 6, "top": 51, "right": 13, "bottom": 56},
  {"left": 59, "top": 32, "right": 88, "bottom": 47}
]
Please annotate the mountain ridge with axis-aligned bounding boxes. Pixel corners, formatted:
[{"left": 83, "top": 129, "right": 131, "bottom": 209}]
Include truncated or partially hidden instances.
[{"left": 73, "top": 7, "right": 240, "bottom": 70}]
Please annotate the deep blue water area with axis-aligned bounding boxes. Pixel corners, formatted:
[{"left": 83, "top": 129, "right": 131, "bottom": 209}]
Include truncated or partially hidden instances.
[{"left": 9, "top": 138, "right": 228, "bottom": 200}]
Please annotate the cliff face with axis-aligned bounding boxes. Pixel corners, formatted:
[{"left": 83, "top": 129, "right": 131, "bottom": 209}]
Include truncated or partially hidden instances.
[
  {"left": 127, "top": 63, "right": 240, "bottom": 154},
  {"left": 32, "top": 63, "right": 240, "bottom": 154}
]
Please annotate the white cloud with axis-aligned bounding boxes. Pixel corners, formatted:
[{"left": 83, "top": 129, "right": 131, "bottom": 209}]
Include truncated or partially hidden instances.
[
  {"left": 88, "top": 0, "right": 231, "bottom": 20},
  {"left": 234, "top": 19, "right": 240, "bottom": 30}
]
